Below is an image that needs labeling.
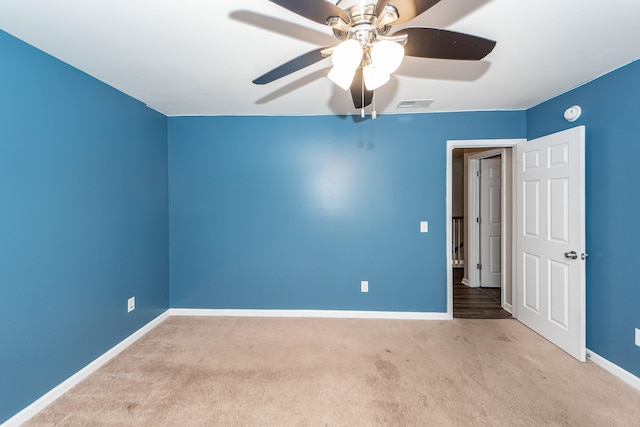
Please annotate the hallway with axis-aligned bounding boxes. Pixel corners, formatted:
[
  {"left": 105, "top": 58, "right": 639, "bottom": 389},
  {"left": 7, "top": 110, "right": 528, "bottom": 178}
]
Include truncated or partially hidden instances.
[{"left": 453, "top": 269, "right": 512, "bottom": 319}]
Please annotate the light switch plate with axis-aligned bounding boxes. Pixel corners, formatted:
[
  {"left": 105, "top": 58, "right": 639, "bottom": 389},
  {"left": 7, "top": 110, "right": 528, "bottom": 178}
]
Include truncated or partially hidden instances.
[
  {"left": 127, "top": 296, "right": 135, "bottom": 313},
  {"left": 361, "top": 281, "right": 368, "bottom": 293},
  {"left": 420, "top": 221, "right": 429, "bottom": 233},
  {"left": 635, "top": 328, "right": 640, "bottom": 347}
]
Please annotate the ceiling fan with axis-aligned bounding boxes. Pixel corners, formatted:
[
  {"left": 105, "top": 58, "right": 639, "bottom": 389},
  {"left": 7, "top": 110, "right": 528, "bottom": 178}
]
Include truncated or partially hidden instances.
[{"left": 252, "top": 0, "right": 496, "bottom": 114}]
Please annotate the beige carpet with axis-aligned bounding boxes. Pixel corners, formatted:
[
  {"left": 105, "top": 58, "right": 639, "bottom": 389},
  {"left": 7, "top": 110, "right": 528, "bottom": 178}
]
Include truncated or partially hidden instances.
[{"left": 25, "top": 316, "right": 640, "bottom": 426}]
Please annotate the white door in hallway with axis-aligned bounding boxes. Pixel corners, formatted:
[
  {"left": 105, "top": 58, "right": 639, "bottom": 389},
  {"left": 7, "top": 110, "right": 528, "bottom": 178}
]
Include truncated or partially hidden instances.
[
  {"left": 479, "top": 157, "right": 502, "bottom": 288},
  {"left": 515, "top": 126, "right": 586, "bottom": 361}
]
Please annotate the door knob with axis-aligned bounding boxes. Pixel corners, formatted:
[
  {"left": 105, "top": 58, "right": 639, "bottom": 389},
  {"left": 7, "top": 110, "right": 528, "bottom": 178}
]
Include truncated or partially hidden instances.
[{"left": 564, "top": 251, "right": 578, "bottom": 260}]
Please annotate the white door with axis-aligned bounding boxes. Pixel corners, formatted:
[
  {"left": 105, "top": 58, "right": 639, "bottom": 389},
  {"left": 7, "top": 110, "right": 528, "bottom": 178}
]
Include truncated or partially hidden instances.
[
  {"left": 515, "top": 126, "right": 586, "bottom": 361},
  {"left": 479, "top": 157, "right": 502, "bottom": 287}
]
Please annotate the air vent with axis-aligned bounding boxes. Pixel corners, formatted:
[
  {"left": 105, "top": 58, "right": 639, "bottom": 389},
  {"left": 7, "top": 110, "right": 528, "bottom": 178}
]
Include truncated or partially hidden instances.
[{"left": 396, "top": 99, "right": 434, "bottom": 109}]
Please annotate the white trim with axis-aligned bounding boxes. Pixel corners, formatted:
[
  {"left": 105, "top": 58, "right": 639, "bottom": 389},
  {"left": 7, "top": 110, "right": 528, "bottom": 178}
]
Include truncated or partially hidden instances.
[
  {"left": 2, "top": 311, "right": 170, "bottom": 427},
  {"left": 446, "top": 143, "right": 453, "bottom": 316},
  {"left": 467, "top": 148, "right": 505, "bottom": 289},
  {"left": 586, "top": 349, "right": 640, "bottom": 392},
  {"left": 448, "top": 139, "right": 525, "bottom": 149},
  {"left": 467, "top": 154, "right": 481, "bottom": 288},
  {"left": 501, "top": 148, "right": 514, "bottom": 314},
  {"left": 169, "top": 308, "right": 452, "bottom": 320}
]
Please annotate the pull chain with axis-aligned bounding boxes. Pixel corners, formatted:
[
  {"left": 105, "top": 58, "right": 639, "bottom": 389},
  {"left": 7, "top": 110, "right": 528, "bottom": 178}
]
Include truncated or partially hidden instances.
[
  {"left": 372, "top": 90, "right": 377, "bottom": 120},
  {"left": 361, "top": 71, "right": 365, "bottom": 118}
]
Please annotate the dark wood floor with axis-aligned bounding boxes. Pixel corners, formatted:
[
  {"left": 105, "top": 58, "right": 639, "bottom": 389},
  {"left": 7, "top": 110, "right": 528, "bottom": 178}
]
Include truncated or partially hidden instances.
[{"left": 453, "top": 269, "right": 513, "bottom": 319}]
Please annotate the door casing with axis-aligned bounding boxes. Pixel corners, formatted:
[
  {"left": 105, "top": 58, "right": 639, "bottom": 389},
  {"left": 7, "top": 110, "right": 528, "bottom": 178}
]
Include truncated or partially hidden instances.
[
  {"left": 446, "top": 139, "right": 525, "bottom": 317},
  {"left": 468, "top": 149, "right": 504, "bottom": 289}
]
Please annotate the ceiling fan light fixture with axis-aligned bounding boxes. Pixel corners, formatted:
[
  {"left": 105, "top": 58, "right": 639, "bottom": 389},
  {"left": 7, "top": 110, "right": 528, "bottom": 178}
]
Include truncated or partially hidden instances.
[
  {"left": 363, "top": 63, "right": 390, "bottom": 91},
  {"left": 254, "top": 0, "right": 496, "bottom": 112},
  {"left": 370, "top": 40, "right": 404, "bottom": 74}
]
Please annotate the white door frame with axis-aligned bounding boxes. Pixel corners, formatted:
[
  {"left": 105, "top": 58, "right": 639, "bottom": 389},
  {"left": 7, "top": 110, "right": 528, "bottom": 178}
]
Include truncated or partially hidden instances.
[
  {"left": 446, "top": 138, "right": 525, "bottom": 317},
  {"left": 468, "top": 148, "right": 504, "bottom": 290}
]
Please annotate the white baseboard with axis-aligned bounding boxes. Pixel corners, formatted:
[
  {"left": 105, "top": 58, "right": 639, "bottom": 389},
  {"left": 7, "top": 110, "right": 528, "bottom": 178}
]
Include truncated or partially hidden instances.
[
  {"left": 2, "top": 311, "right": 170, "bottom": 427},
  {"left": 586, "top": 349, "right": 640, "bottom": 392},
  {"left": 170, "top": 308, "right": 451, "bottom": 320},
  {"left": 461, "top": 278, "right": 480, "bottom": 288}
]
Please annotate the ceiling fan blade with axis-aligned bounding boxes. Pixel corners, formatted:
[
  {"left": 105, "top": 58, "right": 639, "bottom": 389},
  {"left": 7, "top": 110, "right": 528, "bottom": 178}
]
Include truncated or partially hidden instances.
[
  {"left": 253, "top": 47, "right": 331, "bottom": 85},
  {"left": 393, "top": 27, "right": 496, "bottom": 60},
  {"left": 383, "top": 0, "right": 441, "bottom": 25},
  {"left": 230, "top": 11, "right": 336, "bottom": 47},
  {"left": 375, "top": 0, "right": 390, "bottom": 17},
  {"left": 350, "top": 68, "right": 373, "bottom": 109},
  {"left": 268, "top": 0, "right": 350, "bottom": 27}
]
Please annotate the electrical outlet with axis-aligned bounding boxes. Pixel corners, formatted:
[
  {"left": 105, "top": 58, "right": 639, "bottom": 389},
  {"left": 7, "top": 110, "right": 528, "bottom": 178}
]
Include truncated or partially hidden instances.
[
  {"left": 361, "top": 281, "right": 368, "bottom": 293},
  {"left": 635, "top": 328, "right": 640, "bottom": 347},
  {"left": 127, "top": 296, "right": 135, "bottom": 313}
]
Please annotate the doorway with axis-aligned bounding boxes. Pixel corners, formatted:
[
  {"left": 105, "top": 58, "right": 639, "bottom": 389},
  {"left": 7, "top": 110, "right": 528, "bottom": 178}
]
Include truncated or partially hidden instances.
[
  {"left": 446, "top": 138, "right": 525, "bottom": 318},
  {"left": 451, "top": 148, "right": 512, "bottom": 318}
]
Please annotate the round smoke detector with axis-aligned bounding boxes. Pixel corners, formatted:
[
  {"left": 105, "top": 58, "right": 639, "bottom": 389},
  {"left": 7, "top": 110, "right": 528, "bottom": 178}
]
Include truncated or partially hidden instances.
[{"left": 564, "top": 105, "right": 582, "bottom": 122}]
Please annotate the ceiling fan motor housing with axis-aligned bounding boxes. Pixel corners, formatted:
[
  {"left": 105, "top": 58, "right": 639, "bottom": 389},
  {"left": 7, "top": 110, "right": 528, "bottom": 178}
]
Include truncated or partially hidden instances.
[{"left": 332, "top": 0, "right": 395, "bottom": 41}]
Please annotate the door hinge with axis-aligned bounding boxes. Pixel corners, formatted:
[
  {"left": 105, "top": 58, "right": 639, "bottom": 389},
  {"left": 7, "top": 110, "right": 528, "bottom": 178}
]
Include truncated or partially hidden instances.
[
  {"left": 477, "top": 170, "right": 481, "bottom": 177},
  {"left": 476, "top": 217, "right": 481, "bottom": 223},
  {"left": 477, "top": 263, "right": 482, "bottom": 270}
]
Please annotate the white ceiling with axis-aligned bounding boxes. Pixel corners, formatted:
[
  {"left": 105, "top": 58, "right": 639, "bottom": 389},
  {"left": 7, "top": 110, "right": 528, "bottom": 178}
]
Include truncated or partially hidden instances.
[{"left": 1, "top": 0, "right": 639, "bottom": 117}]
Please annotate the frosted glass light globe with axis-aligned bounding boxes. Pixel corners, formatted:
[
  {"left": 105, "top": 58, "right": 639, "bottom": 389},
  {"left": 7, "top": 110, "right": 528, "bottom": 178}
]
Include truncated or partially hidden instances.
[
  {"left": 328, "top": 67, "right": 356, "bottom": 90},
  {"left": 371, "top": 40, "right": 404, "bottom": 74},
  {"left": 328, "top": 39, "right": 363, "bottom": 90},
  {"left": 331, "top": 39, "right": 363, "bottom": 70},
  {"left": 363, "top": 64, "right": 390, "bottom": 90}
]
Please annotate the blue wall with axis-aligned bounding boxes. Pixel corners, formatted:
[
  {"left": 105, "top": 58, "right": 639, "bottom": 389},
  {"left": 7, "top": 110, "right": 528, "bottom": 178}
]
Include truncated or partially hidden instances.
[
  {"left": 168, "top": 113, "right": 525, "bottom": 312},
  {"left": 527, "top": 59, "right": 640, "bottom": 378},
  {"left": 0, "top": 31, "right": 169, "bottom": 423}
]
